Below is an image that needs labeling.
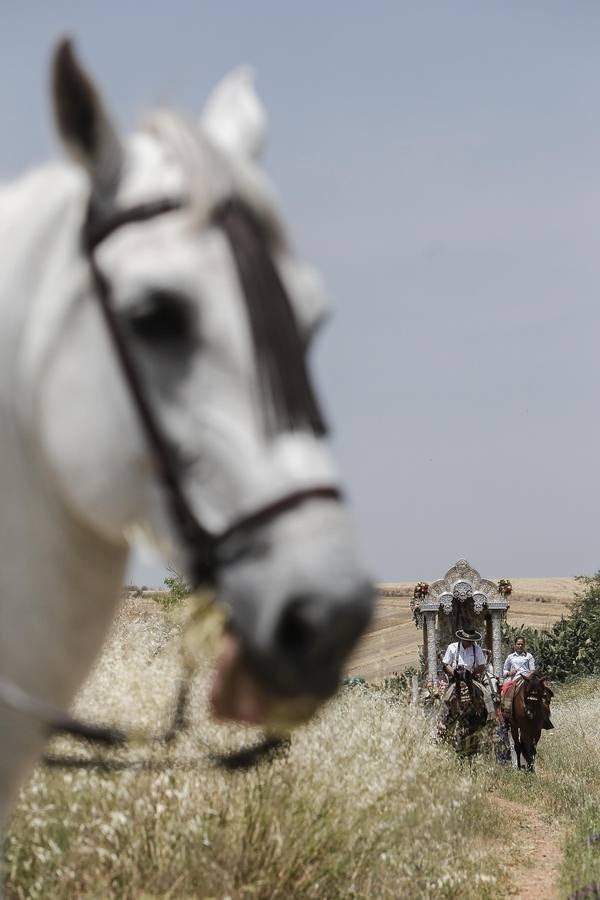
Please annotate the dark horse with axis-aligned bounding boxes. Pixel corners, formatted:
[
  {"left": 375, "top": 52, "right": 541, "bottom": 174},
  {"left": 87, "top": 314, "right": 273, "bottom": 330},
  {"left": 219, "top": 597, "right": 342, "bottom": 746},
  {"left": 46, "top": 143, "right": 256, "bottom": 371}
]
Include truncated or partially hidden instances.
[
  {"left": 508, "top": 672, "right": 552, "bottom": 772},
  {"left": 442, "top": 667, "right": 489, "bottom": 755}
]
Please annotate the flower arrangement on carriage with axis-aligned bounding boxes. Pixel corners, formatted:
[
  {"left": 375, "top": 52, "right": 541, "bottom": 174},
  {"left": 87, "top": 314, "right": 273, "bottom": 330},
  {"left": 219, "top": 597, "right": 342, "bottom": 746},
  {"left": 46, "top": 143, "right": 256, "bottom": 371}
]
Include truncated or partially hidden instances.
[
  {"left": 413, "top": 581, "right": 429, "bottom": 599},
  {"left": 498, "top": 578, "right": 513, "bottom": 598},
  {"left": 410, "top": 582, "right": 429, "bottom": 626}
]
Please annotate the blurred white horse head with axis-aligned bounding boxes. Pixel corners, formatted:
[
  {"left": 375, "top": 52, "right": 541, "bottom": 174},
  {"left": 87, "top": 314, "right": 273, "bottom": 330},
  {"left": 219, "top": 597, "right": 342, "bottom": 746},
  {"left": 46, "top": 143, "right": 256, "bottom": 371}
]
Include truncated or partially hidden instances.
[{"left": 0, "top": 40, "right": 372, "bottom": 823}]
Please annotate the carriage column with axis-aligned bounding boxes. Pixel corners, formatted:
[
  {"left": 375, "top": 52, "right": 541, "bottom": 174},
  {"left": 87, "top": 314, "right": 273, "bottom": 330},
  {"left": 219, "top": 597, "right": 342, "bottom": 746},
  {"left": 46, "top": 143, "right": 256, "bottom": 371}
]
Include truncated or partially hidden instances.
[
  {"left": 491, "top": 611, "right": 503, "bottom": 678},
  {"left": 424, "top": 611, "right": 438, "bottom": 683}
]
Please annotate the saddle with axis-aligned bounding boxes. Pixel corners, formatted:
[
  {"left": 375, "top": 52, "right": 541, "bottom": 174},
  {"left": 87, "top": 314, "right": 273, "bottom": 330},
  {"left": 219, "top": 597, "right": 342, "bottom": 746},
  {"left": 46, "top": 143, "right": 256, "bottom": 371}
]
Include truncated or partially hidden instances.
[
  {"left": 443, "top": 677, "right": 495, "bottom": 717},
  {"left": 501, "top": 678, "right": 524, "bottom": 722}
]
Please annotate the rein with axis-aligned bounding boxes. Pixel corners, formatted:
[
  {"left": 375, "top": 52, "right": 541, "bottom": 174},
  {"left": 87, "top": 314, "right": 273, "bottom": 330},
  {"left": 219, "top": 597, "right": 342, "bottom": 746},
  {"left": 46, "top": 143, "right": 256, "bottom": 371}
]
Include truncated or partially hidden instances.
[
  {"left": 0, "top": 194, "right": 341, "bottom": 773},
  {"left": 0, "top": 667, "right": 289, "bottom": 773}
]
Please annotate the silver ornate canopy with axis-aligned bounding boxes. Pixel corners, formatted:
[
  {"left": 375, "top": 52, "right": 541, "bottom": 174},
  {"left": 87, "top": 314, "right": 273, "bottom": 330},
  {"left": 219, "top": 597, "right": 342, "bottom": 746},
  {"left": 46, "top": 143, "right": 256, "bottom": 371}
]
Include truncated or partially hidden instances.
[{"left": 412, "top": 559, "right": 510, "bottom": 681}]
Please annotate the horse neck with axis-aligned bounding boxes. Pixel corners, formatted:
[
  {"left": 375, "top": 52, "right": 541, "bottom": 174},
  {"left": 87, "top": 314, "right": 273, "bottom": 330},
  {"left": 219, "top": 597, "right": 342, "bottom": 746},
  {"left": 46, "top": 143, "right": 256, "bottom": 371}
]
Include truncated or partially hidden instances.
[
  {"left": 0, "top": 163, "right": 127, "bottom": 706},
  {"left": 0, "top": 163, "right": 87, "bottom": 380}
]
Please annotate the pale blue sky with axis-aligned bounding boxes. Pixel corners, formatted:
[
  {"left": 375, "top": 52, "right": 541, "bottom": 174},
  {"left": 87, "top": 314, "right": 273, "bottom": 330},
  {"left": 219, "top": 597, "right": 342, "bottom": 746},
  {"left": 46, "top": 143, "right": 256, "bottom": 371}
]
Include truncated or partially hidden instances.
[{"left": 2, "top": 3, "right": 600, "bottom": 584}]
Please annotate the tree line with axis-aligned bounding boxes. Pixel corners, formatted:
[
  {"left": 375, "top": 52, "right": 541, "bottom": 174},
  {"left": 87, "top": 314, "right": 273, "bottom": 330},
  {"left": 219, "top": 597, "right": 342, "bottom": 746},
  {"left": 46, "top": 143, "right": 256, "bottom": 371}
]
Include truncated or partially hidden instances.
[{"left": 503, "top": 572, "right": 600, "bottom": 681}]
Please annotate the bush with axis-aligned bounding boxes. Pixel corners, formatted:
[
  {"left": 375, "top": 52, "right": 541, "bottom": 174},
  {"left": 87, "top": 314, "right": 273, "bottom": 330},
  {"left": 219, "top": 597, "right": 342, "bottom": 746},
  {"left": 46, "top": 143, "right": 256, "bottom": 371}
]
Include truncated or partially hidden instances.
[
  {"left": 380, "top": 667, "right": 420, "bottom": 695},
  {"left": 503, "top": 572, "right": 600, "bottom": 680},
  {"left": 153, "top": 566, "right": 190, "bottom": 609}
]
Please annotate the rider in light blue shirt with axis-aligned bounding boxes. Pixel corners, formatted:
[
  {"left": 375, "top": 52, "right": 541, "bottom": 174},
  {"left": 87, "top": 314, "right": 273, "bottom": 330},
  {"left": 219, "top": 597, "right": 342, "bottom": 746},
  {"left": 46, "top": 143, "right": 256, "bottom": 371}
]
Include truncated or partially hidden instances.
[
  {"left": 503, "top": 636, "right": 535, "bottom": 681},
  {"left": 502, "top": 636, "right": 554, "bottom": 730}
]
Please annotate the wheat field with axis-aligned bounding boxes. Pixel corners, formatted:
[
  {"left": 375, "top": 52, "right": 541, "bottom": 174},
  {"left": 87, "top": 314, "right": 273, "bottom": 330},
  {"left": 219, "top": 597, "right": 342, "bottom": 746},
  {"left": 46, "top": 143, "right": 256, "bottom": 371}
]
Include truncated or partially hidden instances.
[{"left": 346, "top": 578, "right": 579, "bottom": 681}]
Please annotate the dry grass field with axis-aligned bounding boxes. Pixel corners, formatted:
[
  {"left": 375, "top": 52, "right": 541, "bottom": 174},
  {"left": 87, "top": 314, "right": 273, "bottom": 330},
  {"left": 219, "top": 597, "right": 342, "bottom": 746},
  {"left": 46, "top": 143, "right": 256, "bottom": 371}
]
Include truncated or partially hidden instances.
[
  {"left": 4, "top": 599, "right": 507, "bottom": 899},
  {"left": 346, "top": 577, "right": 579, "bottom": 681},
  {"left": 6, "top": 592, "right": 600, "bottom": 899}
]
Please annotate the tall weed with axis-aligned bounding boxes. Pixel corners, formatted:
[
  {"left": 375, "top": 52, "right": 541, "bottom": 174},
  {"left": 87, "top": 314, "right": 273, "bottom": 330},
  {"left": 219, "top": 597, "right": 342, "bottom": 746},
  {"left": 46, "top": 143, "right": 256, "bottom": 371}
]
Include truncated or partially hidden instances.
[{"left": 5, "top": 601, "right": 506, "bottom": 899}]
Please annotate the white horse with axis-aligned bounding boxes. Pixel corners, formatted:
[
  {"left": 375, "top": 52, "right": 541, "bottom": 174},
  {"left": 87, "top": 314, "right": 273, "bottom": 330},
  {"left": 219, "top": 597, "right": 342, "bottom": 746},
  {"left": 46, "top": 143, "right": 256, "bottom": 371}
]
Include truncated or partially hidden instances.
[{"left": 0, "top": 40, "right": 372, "bottom": 831}]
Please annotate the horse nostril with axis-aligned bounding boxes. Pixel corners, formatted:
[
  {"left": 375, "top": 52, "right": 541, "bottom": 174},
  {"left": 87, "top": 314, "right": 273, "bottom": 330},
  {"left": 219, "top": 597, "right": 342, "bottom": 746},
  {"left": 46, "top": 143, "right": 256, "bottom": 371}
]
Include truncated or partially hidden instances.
[{"left": 276, "top": 598, "right": 316, "bottom": 656}]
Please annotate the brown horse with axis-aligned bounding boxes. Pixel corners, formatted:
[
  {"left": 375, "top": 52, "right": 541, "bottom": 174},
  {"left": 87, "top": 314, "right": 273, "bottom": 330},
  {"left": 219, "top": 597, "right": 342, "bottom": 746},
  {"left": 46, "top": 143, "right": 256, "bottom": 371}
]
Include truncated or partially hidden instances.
[
  {"left": 442, "top": 668, "right": 489, "bottom": 755},
  {"left": 508, "top": 673, "right": 551, "bottom": 771}
]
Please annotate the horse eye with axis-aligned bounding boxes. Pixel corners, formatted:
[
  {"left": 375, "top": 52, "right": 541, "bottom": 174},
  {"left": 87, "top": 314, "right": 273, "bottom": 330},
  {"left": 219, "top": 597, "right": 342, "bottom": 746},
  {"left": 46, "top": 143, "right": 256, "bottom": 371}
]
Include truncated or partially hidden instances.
[{"left": 125, "top": 290, "right": 196, "bottom": 346}]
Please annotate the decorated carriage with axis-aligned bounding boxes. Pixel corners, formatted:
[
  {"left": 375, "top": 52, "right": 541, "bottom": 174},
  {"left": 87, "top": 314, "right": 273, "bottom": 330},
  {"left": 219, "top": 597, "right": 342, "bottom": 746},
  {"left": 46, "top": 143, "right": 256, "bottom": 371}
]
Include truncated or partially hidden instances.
[
  {"left": 411, "top": 560, "right": 512, "bottom": 755},
  {"left": 411, "top": 559, "right": 511, "bottom": 684}
]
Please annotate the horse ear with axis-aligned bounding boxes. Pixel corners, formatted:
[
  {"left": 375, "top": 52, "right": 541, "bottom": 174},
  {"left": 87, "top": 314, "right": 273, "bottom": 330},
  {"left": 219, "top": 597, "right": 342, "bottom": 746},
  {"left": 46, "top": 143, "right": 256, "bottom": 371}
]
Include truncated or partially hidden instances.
[
  {"left": 51, "top": 38, "right": 122, "bottom": 207},
  {"left": 201, "top": 67, "right": 267, "bottom": 160}
]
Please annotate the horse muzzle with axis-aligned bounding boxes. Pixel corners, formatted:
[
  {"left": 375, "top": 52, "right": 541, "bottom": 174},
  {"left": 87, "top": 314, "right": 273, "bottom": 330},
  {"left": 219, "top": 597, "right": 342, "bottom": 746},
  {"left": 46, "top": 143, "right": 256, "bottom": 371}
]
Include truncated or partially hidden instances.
[
  {"left": 210, "top": 580, "right": 373, "bottom": 726},
  {"left": 211, "top": 500, "right": 374, "bottom": 725},
  {"left": 525, "top": 694, "right": 540, "bottom": 719}
]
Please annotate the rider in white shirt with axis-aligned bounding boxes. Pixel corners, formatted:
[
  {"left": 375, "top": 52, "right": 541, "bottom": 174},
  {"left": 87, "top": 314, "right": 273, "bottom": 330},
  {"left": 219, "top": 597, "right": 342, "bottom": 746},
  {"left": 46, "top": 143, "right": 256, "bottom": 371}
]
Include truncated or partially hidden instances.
[
  {"left": 503, "top": 636, "right": 535, "bottom": 681},
  {"left": 438, "top": 627, "right": 492, "bottom": 739},
  {"left": 443, "top": 627, "right": 486, "bottom": 676},
  {"left": 501, "top": 636, "right": 554, "bottom": 730}
]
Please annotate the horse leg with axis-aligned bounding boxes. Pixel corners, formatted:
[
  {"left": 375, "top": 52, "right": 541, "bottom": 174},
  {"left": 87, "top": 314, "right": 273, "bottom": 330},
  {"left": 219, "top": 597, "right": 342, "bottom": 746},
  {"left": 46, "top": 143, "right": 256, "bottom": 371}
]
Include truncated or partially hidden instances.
[
  {"left": 510, "top": 722, "right": 522, "bottom": 768},
  {"left": 520, "top": 730, "right": 538, "bottom": 773},
  {"left": 527, "top": 743, "right": 536, "bottom": 773},
  {"left": 528, "top": 728, "right": 542, "bottom": 774}
]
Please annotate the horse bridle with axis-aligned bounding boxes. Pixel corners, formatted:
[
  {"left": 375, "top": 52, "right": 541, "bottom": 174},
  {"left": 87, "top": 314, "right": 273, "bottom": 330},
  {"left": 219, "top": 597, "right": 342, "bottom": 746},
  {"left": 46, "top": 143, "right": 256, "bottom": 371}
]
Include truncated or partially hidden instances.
[
  {"left": 523, "top": 681, "right": 541, "bottom": 719},
  {"left": 82, "top": 195, "right": 342, "bottom": 588},
  {"left": 0, "top": 194, "right": 343, "bottom": 772}
]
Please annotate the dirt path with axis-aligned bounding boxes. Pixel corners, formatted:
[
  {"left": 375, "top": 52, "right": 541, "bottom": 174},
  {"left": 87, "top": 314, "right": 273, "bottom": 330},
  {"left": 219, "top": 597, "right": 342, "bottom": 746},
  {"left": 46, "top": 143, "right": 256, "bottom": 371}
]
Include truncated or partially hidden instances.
[{"left": 493, "top": 796, "right": 563, "bottom": 899}]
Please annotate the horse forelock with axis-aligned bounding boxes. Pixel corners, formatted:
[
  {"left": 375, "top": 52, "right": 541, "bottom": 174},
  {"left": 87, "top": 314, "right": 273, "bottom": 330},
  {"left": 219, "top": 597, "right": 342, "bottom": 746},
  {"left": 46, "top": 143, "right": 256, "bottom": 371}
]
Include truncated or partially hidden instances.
[
  {"left": 525, "top": 673, "right": 544, "bottom": 695},
  {"left": 139, "top": 109, "right": 281, "bottom": 238}
]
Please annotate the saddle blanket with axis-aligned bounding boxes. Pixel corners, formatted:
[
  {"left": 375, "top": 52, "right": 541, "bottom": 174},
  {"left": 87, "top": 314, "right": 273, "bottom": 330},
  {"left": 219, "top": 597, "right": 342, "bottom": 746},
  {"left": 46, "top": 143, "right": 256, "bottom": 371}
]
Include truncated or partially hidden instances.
[{"left": 443, "top": 680, "right": 495, "bottom": 716}]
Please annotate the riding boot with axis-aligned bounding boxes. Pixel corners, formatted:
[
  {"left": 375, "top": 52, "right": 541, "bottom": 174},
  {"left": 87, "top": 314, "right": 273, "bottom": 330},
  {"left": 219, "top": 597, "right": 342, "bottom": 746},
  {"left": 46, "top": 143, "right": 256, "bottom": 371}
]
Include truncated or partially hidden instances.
[{"left": 542, "top": 698, "right": 554, "bottom": 730}]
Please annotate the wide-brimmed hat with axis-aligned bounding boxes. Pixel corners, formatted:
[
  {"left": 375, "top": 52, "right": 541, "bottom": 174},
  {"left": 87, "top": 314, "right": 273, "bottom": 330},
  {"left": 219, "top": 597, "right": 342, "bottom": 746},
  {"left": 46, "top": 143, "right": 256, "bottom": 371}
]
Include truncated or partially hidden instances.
[{"left": 456, "top": 627, "right": 482, "bottom": 642}]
